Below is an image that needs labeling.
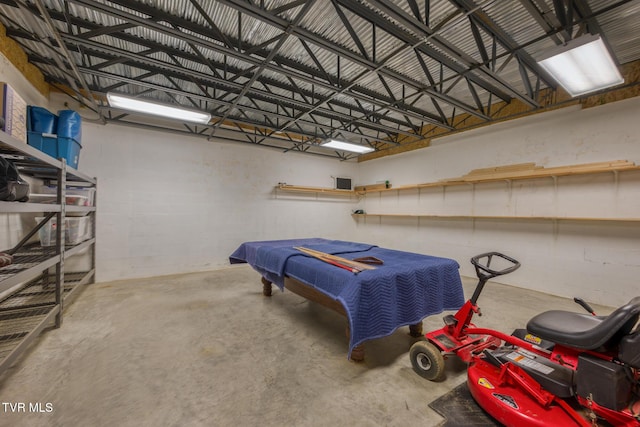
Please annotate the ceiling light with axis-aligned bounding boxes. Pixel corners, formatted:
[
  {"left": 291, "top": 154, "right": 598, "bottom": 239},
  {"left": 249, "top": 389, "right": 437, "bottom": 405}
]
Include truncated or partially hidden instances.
[
  {"left": 106, "top": 93, "right": 211, "bottom": 124},
  {"left": 537, "top": 34, "right": 624, "bottom": 97},
  {"left": 321, "top": 139, "right": 374, "bottom": 154}
]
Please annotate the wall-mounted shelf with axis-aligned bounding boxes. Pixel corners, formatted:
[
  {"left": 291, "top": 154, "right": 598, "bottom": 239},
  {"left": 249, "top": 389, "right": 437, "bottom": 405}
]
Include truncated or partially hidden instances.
[
  {"left": 360, "top": 160, "right": 640, "bottom": 193},
  {"left": 352, "top": 213, "right": 640, "bottom": 222},
  {"left": 356, "top": 160, "right": 640, "bottom": 225},
  {"left": 275, "top": 184, "right": 357, "bottom": 196}
]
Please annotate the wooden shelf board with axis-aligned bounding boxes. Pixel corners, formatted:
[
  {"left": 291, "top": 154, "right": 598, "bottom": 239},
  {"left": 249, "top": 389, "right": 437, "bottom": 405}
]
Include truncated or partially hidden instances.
[
  {"left": 276, "top": 185, "right": 356, "bottom": 196},
  {"left": 360, "top": 161, "right": 640, "bottom": 193},
  {"left": 351, "top": 213, "right": 640, "bottom": 222}
]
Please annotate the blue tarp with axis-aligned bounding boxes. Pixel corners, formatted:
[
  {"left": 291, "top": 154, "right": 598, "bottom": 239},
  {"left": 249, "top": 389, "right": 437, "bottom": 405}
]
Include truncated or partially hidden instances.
[{"left": 230, "top": 238, "right": 465, "bottom": 358}]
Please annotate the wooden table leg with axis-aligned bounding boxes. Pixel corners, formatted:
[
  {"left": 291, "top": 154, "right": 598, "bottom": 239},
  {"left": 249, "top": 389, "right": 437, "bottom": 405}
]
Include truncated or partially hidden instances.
[
  {"left": 345, "top": 326, "right": 365, "bottom": 362},
  {"left": 351, "top": 344, "right": 365, "bottom": 362},
  {"left": 409, "top": 322, "right": 423, "bottom": 337},
  {"left": 261, "top": 277, "right": 272, "bottom": 297}
]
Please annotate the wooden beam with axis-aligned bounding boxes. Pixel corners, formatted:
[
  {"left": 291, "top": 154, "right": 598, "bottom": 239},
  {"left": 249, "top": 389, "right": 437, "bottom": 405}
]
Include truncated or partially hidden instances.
[
  {"left": 359, "top": 59, "right": 640, "bottom": 163},
  {"left": 0, "top": 22, "right": 49, "bottom": 97}
]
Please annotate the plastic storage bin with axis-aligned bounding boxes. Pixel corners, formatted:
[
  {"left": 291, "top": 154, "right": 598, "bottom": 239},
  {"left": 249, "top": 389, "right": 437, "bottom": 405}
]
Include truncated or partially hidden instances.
[
  {"left": 27, "top": 132, "right": 81, "bottom": 169},
  {"left": 54, "top": 136, "right": 81, "bottom": 169},
  {"left": 27, "top": 131, "right": 56, "bottom": 153},
  {"left": 66, "top": 216, "right": 91, "bottom": 245},
  {"left": 57, "top": 110, "right": 82, "bottom": 142},
  {"left": 35, "top": 216, "right": 91, "bottom": 246},
  {"left": 41, "top": 186, "right": 94, "bottom": 206},
  {"left": 27, "top": 106, "right": 57, "bottom": 133},
  {"left": 35, "top": 216, "right": 57, "bottom": 247}
]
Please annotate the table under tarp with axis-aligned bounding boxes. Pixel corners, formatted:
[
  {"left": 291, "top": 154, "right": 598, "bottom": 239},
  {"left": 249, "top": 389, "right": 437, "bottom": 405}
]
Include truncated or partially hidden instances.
[{"left": 230, "top": 238, "right": 465, "bottom": 359}]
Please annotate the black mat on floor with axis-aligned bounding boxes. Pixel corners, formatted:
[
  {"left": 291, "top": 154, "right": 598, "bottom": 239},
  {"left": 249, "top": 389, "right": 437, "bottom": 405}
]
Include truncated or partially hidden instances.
[{"left": 429, "top": 382, "right": 502, "bottom": 426}]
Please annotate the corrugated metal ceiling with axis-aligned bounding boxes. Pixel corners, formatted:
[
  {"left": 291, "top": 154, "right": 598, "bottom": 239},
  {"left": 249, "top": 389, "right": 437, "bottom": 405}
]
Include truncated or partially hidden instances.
[{"left": 0, "top": 0, "right": 638, "bottom": 159}]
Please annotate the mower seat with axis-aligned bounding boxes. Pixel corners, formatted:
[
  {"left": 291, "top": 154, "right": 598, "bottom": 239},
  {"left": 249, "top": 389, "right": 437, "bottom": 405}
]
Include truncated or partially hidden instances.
[{"left": 526, "top": 296, "right": 640, "bottom": 350}]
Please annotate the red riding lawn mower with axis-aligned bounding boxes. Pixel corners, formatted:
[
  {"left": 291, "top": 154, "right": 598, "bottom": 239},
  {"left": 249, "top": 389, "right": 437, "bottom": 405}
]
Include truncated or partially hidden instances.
[{"left": 410, "top": 252, "right": 640, "bottom": 427}]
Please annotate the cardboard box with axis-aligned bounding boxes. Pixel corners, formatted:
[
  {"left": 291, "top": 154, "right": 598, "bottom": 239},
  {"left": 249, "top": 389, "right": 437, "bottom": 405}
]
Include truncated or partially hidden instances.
[{"left": 0, "top": 83, "right": 27, "bottom": 143}]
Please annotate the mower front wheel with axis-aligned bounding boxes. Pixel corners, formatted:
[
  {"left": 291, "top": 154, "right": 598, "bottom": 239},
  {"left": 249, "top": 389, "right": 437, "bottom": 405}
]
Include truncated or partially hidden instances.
[{"left": 410, "top": 341, "right": 445, "bottom": 381}]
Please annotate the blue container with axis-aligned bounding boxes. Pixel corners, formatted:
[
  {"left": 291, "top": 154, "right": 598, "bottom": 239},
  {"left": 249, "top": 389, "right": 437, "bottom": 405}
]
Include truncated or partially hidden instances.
[
  {"left": 27, "top": 131, "right": 82, "bottom": 169},
  {"left": 57, "top": 110, "right": 82, "bottom": 142},
  {"left": 27, "top": 106, "right": 58, "bottom": 133},
  {"left": 56, "top": 137, "right": 82, "bottom": 169},
  {"left": 27, "top": 131, "right": 57, "bottom": 153}
]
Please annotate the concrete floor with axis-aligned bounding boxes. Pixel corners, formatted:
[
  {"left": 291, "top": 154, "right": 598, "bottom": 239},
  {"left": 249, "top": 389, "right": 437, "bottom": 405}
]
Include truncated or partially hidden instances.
[{"left": 0, "top": 264, "right": 613, "bottom": 427}]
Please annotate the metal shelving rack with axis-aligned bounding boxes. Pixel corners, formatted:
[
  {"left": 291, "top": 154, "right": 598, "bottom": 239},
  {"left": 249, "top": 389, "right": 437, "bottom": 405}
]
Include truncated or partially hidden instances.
[{"left": 0, "top": 130, "right": 96, "bottom": 375}]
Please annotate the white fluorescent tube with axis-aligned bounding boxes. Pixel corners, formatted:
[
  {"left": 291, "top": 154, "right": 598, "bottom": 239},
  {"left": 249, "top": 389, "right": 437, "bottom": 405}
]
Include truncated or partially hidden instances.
[
  {"left": 321, "top": 139, "right": 374, "bottom": 154},
  {"left": 106, "top": 93, "right": 211, "bottom": 124},
  {"left": 537, "top": 34, "right": 624, "bottom": 97}
]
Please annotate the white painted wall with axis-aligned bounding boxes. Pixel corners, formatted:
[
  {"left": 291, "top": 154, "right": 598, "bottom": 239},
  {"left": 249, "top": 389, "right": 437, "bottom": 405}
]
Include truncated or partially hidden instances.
[
  {"left": 76, "top": 122, "right": 358, "bottom": 281},
  {"left": 354, "top": 98, "right": 640, "bottom": 307}
]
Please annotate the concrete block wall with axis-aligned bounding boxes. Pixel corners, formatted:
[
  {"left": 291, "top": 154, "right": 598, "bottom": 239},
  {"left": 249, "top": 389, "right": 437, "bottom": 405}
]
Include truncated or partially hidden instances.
[
  {"left": 354, "top": 98, "right": 640, "bottom": 307},
  {"left": 76, "top": 121, "right": 358, "bottom": 281}
]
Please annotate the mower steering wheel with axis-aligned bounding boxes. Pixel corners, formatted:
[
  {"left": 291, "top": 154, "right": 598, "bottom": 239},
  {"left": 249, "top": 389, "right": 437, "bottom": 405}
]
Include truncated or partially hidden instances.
[{"left": 471, "top": 252, "right": 520, "bottom": 280}]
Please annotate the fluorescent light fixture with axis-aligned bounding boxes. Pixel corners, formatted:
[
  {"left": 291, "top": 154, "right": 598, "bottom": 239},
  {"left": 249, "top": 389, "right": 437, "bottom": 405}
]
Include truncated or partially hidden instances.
[
  {"left": 321, "top": 139, "right": 374, "bottom": 154},
  {"left": 537, "top": 34, "right": 624, "bottom": 97},
  {"left": 106, "top": 93, "right": 211, "bottom": 124}
]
